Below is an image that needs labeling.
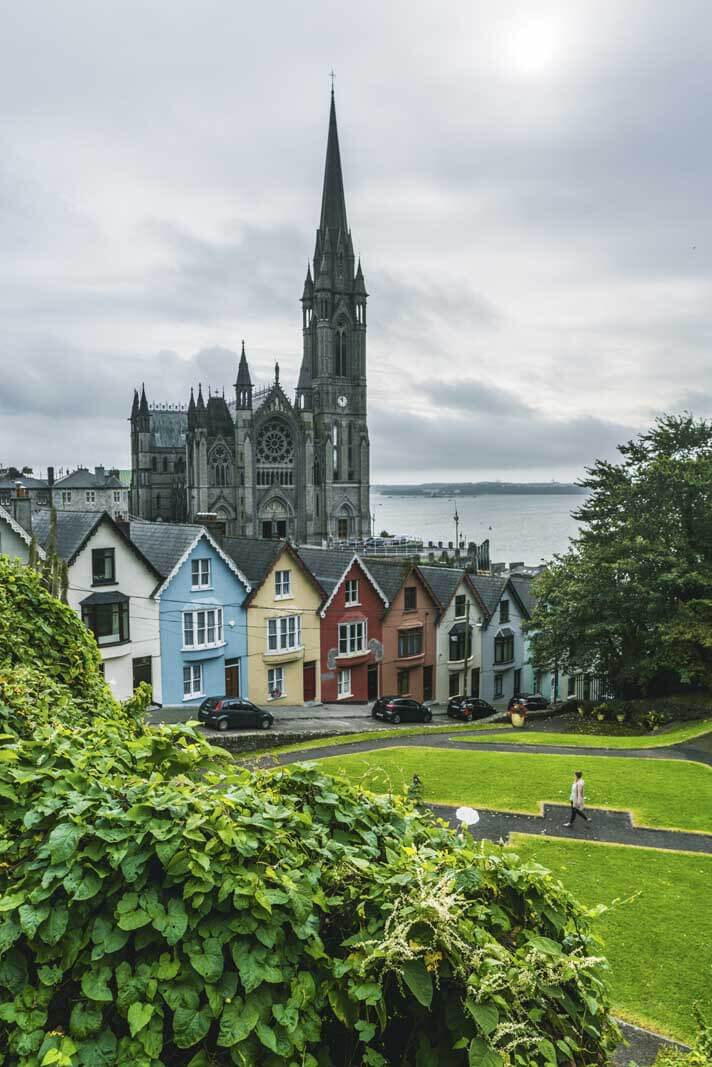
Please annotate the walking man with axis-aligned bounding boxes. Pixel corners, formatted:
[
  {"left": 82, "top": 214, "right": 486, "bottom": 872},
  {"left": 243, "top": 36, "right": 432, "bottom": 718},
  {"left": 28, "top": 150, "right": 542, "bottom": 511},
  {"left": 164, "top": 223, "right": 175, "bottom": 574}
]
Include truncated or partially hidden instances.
[{"left": 564, "top": 770, "right": 590, "bottom": 827}]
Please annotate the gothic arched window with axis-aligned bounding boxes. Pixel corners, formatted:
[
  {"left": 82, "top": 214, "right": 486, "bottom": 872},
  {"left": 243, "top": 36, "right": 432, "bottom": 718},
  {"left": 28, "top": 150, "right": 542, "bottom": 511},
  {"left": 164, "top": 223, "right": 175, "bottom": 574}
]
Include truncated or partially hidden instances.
[
  {"left": 335, "top": 328, "right": 348, "bottom": 377},
  {"left": 211, "top": 444, "right": 230, "bottom": 488}
]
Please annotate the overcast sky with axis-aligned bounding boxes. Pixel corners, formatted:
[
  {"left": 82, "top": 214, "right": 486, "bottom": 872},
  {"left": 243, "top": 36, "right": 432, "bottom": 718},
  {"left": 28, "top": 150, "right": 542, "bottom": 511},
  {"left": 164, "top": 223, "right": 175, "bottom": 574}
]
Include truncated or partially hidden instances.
[{"left": 1, "top": 1, "right": 711, "bottom": 482}]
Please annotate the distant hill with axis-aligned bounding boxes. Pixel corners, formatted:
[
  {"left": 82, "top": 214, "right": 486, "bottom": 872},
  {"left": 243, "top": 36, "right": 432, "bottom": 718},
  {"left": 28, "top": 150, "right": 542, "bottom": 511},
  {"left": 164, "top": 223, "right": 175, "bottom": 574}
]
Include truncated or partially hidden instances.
[{"left": 374, "top": 481, "right": 587, "bottom": 497}]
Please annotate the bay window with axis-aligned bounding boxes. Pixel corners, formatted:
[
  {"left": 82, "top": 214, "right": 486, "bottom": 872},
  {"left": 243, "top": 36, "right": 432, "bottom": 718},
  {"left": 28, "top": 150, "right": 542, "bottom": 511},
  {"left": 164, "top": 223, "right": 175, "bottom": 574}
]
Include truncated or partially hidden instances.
[
  {"left": 267, "top": 615, "right": 302, "bottom": 653},
  {"left": 338, "top": 620, "right": 366, "bottom": 655},
  {"left": 183, "top": 608, "right": 224, "bottom": 649}
]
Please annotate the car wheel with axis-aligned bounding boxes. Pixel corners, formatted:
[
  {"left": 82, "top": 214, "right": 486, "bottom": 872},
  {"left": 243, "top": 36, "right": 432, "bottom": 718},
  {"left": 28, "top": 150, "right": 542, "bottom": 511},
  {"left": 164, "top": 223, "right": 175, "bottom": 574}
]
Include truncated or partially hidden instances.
[
  {"left": 422, "top": 711, "right": 432, "bottom": 723},
  {"left": 260, "top": 718, "right": 272, "bottom": 730},
  {"left": 217, "top": 719, "right": 229, "bottom": 732},
  {"left": 371, "top": 708, "right": 378, "bottom": 718},
  {"left": 391, "top": 714, "right": 401, "bottom": 724}
]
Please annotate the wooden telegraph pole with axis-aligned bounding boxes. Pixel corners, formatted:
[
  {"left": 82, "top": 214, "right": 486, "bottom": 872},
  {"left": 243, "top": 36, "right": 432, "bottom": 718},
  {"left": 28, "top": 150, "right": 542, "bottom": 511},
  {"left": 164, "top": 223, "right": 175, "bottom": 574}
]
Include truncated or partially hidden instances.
[{"left": 462, "top": 598, "right": 470, "bottom": 696}]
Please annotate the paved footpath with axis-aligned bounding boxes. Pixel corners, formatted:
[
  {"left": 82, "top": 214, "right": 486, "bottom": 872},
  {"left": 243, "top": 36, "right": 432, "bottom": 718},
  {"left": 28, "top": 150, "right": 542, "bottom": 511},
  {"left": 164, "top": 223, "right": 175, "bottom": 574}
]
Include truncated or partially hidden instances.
[{"left": 257, "top": 730, "right": 712, "bottom": 854}]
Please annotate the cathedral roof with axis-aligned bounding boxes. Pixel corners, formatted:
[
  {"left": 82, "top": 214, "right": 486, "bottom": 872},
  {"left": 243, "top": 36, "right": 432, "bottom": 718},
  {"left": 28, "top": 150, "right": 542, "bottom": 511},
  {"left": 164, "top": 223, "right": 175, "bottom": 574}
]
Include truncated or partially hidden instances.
[
  {"left": 206, "top": 394, "right": 234, "bottom": 436},
  {"left": 148, "top": 410, "right": 188, "bottom": 449},
  {"left": 139, "top": 384, "right": 149, "bottom": 417},
  {"left": 319, "top": 90, "right": 349, "bottom": 239}
]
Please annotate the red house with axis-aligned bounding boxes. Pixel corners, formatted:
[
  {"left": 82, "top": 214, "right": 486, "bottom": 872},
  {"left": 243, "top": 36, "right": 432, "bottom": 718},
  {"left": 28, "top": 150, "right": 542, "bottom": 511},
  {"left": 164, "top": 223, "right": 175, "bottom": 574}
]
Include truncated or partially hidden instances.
[{"left": 300, "top": 550, "right": 389, "bottom": 703}]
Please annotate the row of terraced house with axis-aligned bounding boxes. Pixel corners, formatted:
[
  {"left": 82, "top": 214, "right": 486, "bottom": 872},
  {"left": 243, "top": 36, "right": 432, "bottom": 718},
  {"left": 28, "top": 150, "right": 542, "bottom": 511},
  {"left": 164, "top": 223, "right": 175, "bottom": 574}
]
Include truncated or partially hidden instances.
[{"left": 1, "top": 498, "right": 556, "bottom": 710}]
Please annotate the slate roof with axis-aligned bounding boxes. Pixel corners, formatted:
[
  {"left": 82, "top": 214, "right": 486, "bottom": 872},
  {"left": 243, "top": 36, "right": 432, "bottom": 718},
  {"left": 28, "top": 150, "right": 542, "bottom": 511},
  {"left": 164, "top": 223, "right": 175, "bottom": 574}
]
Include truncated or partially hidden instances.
[
  {"left": 150, "top": 410, "right": 188, "bottom": 449},
  {"left": 221, "top": 536, "right": 286, "bottom": 587},
  {"left": 54, "top": 468, "right": 123, "bottom": 489},
  {"left": 468, "top": 574, "right": 508, "bottom": 618},
  {"left": 362, "top": 559, "right": 413, "bottom": 604},
  {"left": 297, "top": 546, "right": 354, "bottom": 596},
  {"left": 32, "top": 509, "right": 104, "bottom": 563},
  {"left": 510, "top": 575, "right": 536, "bottom": 618},
  {"left": 129, "top": 521, "right": 203, "bottom": 580},
  {"left": 417, "top": 565, "right": 465, "bottom": 612},
  {"left": 0, "top": 476, "right": 48, "bottom": 490}
]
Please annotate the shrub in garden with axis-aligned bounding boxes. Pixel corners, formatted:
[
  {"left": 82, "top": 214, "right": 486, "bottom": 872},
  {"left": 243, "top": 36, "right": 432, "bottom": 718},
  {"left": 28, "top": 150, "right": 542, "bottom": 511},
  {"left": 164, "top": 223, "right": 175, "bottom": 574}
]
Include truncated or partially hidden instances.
[{"left": 0, "top": 717, "right": 619, "bottom": 1065}]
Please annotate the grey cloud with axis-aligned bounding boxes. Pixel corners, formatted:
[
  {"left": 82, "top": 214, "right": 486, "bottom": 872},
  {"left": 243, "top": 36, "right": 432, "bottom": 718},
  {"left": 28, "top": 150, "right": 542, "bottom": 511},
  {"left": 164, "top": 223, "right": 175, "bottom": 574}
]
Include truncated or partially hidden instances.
[{"left": 423, "top": 379, "right": 530, "bottom": 417}]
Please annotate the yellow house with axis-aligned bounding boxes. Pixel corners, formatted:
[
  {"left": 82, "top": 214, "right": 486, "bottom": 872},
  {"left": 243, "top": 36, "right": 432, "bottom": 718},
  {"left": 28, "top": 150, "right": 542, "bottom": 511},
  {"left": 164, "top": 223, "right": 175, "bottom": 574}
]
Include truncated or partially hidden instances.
[{"left": 244, "top": 543, "right": 324, "bottom": 707}]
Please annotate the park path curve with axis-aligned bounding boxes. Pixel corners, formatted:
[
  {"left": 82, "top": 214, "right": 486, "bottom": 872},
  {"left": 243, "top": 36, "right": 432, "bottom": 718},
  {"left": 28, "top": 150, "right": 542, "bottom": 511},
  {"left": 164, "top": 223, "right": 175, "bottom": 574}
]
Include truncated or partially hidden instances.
[{"left": 250, "top": 729, "right": 712, "bottom": 854}]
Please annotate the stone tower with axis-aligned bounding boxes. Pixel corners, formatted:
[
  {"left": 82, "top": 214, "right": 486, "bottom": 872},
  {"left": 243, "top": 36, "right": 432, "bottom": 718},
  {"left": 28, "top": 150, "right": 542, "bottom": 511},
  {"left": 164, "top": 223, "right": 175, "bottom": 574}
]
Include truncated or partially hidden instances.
[{"left": 297, "top": 89, "right": 370, "bottom": 541}]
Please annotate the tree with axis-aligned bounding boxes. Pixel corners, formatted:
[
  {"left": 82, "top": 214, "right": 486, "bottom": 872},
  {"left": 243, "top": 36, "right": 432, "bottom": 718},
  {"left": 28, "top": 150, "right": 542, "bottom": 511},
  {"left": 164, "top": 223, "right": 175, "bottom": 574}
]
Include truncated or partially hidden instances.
[{"left": 527, "top": 414, "right": 712, "bottom": 696}]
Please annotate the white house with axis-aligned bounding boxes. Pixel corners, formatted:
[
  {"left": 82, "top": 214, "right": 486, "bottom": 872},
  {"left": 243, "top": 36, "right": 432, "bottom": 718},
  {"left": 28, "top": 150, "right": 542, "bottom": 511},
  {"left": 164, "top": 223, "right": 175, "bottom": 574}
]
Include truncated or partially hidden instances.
[
  {"left": 32, "top": 510, "right": 163, "bottom": 702},
  {"left": 418, "top": 566, "right": 487, "bottom": 702},
  {"left": 0, "top": 499, "right": 45, "bottom": 565}
]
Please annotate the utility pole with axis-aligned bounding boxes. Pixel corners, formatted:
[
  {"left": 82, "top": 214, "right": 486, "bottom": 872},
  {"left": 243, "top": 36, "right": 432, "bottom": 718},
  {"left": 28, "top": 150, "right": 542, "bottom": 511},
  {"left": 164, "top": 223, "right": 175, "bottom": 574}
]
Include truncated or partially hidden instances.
[
  {"left": 462, "top": 598, "right": 470, "bottom": 696},
  {"left": 371, "top": 512, "right": 376, "bottom": 537},
  {"left": 453, "top": 504, "right": 459, "bottom": 549}
]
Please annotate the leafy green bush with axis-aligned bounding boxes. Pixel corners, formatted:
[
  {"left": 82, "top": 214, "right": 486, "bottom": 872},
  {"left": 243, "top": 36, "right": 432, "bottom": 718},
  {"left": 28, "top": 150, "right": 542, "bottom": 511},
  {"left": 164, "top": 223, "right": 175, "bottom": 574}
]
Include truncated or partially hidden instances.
[
  {"left": 0, "top": 556, "right": 117, "bottom": 733},
  {"left": 644, "top": 1007, "right": 712, "bottom": 1065},
  {"left": 0, "top": 712, "right": 619, "bottom": 1065}
]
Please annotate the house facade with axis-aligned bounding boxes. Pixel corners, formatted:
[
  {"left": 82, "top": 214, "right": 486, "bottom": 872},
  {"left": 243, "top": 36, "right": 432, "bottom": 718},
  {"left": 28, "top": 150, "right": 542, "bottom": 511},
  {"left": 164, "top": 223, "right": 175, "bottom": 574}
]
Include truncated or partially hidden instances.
[
  {"left": 0, "top": 493, "right": 42, "bottom": 564},
  {"left": 243, "top": 543, "right": 323, "bottom": 707},
  {"left": 311, "top": 554, "right": 388, "bottom": 704},
  {"left": 368, "top": 562, "right": 439, "bottom": 703},
  {"left": 130, "top": 523, "right": 250, "bottom": 707},
  {"left": 474, "top": 577, "right": 531, "bottom": 706},
  {"left": 52, "top": 466, "right": 129, "bottom": 520},
  {"left": 32, "top": 510, "right": 163, "bottom": 702},
  {"left": 418, "top": 567, "right": 487, "bottom": 703}
]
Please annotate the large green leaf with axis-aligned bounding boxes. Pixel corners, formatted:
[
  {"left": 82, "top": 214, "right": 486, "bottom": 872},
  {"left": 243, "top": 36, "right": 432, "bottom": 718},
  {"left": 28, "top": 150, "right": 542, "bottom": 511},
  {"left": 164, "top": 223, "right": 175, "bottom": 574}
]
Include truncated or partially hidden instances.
[
  {"left": 47, "top": 822, "right": 83, "bottom": 863},
  {"left": 402, "top": 958, "right": 432, "bottom": 1008},
  {"left": 173, "top": 1005, "right": 212, "bottom": 1049},
  {"left": 127, "top": 1001, "right": 154, "bottom": 1037},
  {"left": 80, "top": 965, "right": 113, "bottom": 1003},
  {"left": 217, "top": 997, "right": 259, "bottom": 1046},
  {"left": 468, "top": 1037, "right": 503, "bottom": 1067},
  {"left": 187, "top": 937, "right": 224, "bottom": 984}
]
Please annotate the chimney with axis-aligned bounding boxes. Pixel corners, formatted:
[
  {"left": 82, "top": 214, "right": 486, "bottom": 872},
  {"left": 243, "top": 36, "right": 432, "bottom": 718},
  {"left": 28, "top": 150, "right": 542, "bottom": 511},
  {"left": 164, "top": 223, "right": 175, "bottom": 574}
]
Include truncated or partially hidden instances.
[
  {"left": 95, "top": 466, "right": 105, "bottom": 479},
  {"left": 47, "top": 466, "right": 55, "bottom": 487},
  {"left": 114, "top": 518, "right": 130, "bottom": 539},
  {"left": 11, "top": 483, "right": 32, "bottom": 536}
]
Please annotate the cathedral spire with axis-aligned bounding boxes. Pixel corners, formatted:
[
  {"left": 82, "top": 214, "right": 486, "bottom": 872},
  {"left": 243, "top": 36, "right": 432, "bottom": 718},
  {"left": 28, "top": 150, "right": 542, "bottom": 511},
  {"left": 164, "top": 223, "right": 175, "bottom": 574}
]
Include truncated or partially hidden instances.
[
  {"left": 319, "top": 89, "right": 348, "bottom": 237},
  {"left": 139, "top": 384, "right": 149, "bottom": 417},
  {"left": 130, "top": 388, "right": 139, "bottom": 420}
]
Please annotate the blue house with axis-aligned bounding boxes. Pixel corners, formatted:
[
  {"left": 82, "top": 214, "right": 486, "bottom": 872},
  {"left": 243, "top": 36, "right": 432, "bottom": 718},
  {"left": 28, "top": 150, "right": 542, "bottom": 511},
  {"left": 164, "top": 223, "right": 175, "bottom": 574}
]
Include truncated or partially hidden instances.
[
  {"left": 130, "top": 522, "right": 251, "bottom": 706},
  {"left": 469, "top": 575, "right": 532, "bottom": 707}
]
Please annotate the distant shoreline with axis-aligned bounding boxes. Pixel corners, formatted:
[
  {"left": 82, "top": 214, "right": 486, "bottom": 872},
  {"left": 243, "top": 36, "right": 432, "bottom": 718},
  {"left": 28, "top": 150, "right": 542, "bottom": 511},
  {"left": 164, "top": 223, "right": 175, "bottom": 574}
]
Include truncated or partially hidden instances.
[{"left": 373, "top": 482, "right": 587, "bottom": 498}]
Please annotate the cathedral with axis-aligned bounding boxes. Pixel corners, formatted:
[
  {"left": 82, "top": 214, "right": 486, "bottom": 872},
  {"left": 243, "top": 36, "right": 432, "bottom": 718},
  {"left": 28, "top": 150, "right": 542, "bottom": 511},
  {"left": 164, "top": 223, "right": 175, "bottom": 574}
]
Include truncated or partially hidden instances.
[{"left": 129, "top": 90, "right": 371, "bottom": 543}]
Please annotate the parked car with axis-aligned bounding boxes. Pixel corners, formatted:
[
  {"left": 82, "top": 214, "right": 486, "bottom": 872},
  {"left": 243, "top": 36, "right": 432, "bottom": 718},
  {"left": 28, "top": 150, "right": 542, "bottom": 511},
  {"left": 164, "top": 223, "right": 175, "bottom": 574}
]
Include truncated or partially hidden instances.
[
  {"left": 371, "top": 696, "right": 432, "bottom": 724},
  {"left": 507, "top": 693, "right": 550, "bottom": 712},
  {"left": 446, "top": 696, "right": 496, "bottom": 721},
  {"left": 198, "top": 696, "right": 274, "bottom": 731}
]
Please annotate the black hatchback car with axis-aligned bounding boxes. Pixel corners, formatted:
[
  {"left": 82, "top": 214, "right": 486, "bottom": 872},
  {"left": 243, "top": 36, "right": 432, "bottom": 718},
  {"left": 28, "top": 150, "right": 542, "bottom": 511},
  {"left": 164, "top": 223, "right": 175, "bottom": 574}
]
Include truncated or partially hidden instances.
[
  {"left": 507, "top": 693, "right": 550, "bottom": 711},
  {"left": 198, "top": 697, "right": 274, "bottom": 731},
  {"left": 371, "top": 696, "right": 432, "bottom": 724},
  {"left": 446, "top": 696, "right": 496, "bottom": 721}
]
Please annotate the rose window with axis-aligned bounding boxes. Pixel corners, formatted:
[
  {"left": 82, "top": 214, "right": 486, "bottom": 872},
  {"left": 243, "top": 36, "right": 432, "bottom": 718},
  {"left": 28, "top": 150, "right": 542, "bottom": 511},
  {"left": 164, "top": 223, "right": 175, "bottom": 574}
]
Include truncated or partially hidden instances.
[{"left": 257, "top": 421, "right": 294, "bottom": 465}]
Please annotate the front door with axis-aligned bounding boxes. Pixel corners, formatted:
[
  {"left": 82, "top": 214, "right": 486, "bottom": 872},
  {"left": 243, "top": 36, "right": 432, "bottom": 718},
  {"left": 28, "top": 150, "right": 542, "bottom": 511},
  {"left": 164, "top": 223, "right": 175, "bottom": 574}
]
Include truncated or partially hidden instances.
[
  {"left": 367, "top": 664, "right": 379, "bottom": 701},
  {"left": 423, "top": 665, "right": 433, "bottom": 702},
  {"left": 225, "top": 660, "right": 240, "bottom": 698},
  {"left": 471, "top": 667, "right": 480, "bottom": 697},
  {"left": 132, "top": 656, "right": 152, "bottom": 694},
  {"left": 303, "top": 661, "right": 316, "bottom": 702}
]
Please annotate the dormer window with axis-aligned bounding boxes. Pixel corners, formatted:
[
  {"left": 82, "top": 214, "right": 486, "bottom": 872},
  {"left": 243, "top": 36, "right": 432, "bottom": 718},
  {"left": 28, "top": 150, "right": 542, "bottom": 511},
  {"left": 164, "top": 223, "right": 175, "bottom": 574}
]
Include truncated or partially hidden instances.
[
  {"left": 345, "top": 579, "right": 359, "bottom": 605},
  {"left": 455, "top": 594, "right": 466, "bottom": 619},
  {"left": 191, "top": 558, "right": 211, "bottom": 590}
]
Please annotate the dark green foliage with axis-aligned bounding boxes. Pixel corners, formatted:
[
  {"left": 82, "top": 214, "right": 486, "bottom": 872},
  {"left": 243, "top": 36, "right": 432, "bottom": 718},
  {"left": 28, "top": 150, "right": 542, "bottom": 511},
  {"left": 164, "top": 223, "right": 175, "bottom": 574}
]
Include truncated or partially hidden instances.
[
  {"left": 527, "top": 414, "right": 712, "bottom": 696},
  {"left": 0, "top": 555, "right": 119, "bottom": 735},
  {"left": 0, "top": 568, "right": 620, "bottom": 1065}
]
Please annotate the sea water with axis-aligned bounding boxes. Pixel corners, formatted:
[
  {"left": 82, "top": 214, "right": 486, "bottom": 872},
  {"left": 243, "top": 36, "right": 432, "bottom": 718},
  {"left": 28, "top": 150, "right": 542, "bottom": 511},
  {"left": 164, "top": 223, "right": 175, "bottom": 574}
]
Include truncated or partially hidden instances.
[{"left": 370, "top": 491, "right": 584, "bottom": 565}]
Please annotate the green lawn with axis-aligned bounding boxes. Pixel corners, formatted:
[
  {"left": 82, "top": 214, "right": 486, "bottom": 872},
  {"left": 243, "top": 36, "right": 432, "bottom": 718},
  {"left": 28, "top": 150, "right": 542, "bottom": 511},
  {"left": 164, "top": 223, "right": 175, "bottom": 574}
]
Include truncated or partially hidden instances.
[
  {"left": 459, "top": 717, "right": 712, "bottom": 749},
  {"left": 507, "top": 835, "right": 712, "bottom": 1042},
  {"left": 315, "top": 747, "right": 712, "bottom": 833}
]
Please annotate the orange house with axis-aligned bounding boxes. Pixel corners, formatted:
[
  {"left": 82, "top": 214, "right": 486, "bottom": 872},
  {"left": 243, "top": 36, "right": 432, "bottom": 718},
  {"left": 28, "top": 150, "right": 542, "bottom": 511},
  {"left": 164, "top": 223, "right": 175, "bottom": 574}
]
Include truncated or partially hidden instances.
[{"left": 367, "top": 562, "right": 440, "bottom": 702}]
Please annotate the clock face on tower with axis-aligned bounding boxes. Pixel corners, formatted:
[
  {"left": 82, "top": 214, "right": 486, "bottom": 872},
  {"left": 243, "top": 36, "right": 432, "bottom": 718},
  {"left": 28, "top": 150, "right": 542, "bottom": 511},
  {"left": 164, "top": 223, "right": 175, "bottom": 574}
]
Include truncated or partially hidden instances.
[{"left": 337, "top": 394, "right": 348, "bottom": 409}]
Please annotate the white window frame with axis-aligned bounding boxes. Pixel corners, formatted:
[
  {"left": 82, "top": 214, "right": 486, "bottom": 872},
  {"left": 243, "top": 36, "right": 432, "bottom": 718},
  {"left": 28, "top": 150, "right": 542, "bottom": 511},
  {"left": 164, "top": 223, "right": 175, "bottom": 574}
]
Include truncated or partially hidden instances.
[
  {"left": 454, "top": 594, "right": 467, "bottom": 619},
  {"left": 85, "top": 490, "right": 96, "bottom": 504},
  {"left": 337, "top": 668, "right": 352, "bottom": 699},
  {"left": 113, "top": 490, "right": 121, "bottom": 503},
  {"left": 338, "top": 620, "right": 366, "bottom": 656},
  {"left": 266, "top": 615, "right": 302, "bottom": 653},
  {"left": 344, "top": 579, "right": 360, "bottom": 605},
  {"left": 61, "top": 490, "right": 72, "bottom": 505},
  {"left": 183, "top": 664, "right": 203, "bottom": 700},
  {"left": 182, "top": 608, "right": 224, "bottom": 650},
  {"left": 274, "top": 569, "right": 292, "bottom": 599},
  {"left": 267, "top": 666, "right": 285, "bottom": 700},
  {"left": 191, "top": 558, "right": 212, "bottom": 590}
]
